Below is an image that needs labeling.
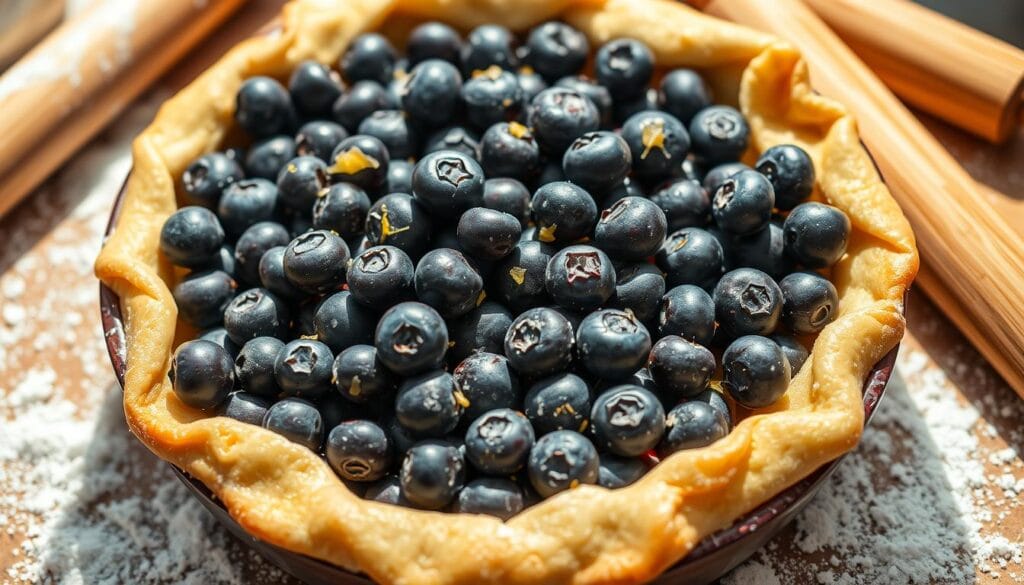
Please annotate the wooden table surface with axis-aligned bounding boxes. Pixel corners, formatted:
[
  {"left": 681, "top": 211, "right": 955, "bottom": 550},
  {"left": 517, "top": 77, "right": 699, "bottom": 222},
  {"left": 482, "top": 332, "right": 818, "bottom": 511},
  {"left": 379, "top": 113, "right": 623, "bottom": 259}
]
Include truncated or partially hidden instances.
[{"left": 0, "top": 2, "right": 1021, "bottom": 584}]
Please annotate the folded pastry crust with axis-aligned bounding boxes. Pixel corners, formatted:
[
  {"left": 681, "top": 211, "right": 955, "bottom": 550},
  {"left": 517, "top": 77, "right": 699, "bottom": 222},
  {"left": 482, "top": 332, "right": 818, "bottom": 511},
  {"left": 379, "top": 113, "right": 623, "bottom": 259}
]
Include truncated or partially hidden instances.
[{"left": 94, "top": 0, "right": 918, "bottom": 583}]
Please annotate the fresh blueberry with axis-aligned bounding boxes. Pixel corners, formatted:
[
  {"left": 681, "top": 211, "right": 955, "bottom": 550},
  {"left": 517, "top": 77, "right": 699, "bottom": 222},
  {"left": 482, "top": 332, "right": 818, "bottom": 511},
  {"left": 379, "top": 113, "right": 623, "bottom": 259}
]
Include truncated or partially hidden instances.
[
  {"left": 689, "top": 105, "right": 750, "bottom": 165},
  {"left": 198, "top": 327, "right": 241, "bottom": 358},
  {"left": 713, "top": 268, "right": 783, "bottom": 338},
  {"left": 233, "top": 221, "right": 290, "bottom": 285},
  {"left": 340, "top": 33, "right": 398, "bottom": 85},
  {"left": 598, "top": 454, "right": 647, "bottom": 489},
  {"left": 358, "top": 110, "right": 419, "bottom": 160},
  {"left": 576, "top": 309, "right": 652, "bottom": 380},
  {"left": 523, "top": 373, "right": 590, "bottom": 435},
  {"left": 347, "top": 245, "right": 416, "bottom": 307},
  {"left": 659, "top": 284, "right": 717, "bottom": 346},
  {"left": 692, "top": 389, "right": 731, "bottom": 426},
  {"left": 375, "top": 301, "right": 448, "bottom": 376},
  {"left": 170, "top": 339, "right": 234, "bottom": 410},
  {"left": 288, "top": 60, "right": 344, "bottom": 118},
  {"left": 527, "top": 430, "right": 599, "bottom": 497},
  {"left": 235, "top": 76, "right": 295, "bottom": 138},
  {"left": 590, "top": 385, "right": 665, "bottom": 456},
  {"left": 595, "top": 38, "right": 654, "bottom": 100},
  {"left": 562, "top": 131, "right": 632, "bottom": 195},
  {"left": 245, "top": 136, "right": 297, "bottom": 181},
  {"left": 223, "top": 288, "right": 290, "bottom": 344},
  {"left": 482, "top": 178, "right": 531, "bottom": 226},
  {"left": 332, "top": 344, "right": 395, "bottom": 404},
  {"left": 263, "top": 398, "right": 324, "bottom": 451},
  {"left": 172, "top": 270, "right": 236, "bottom": 329},
  {"left": 609, "top": 262, "right": 665, "bottom": 324},
  {"left": 527, "top": 88, "right": 600, "bottom": 155},
  {"left": 649, "top": 179, "right": 710, "bottom": 231},
  {"left": 779, "top": 271, "right": 839, "bottom": 334},
  {"left": 555, "top": 75, "right": 613, "bottom": 127},
  {"left": 217, "top": 179, "right": 279, "bottom": 239},
  {"left": 400, "top": 439, "right": 465, "bottom": 510},
  {"left": 456, "top": 207, "right": 521, "bottom": 261},
  {"left": 517, "top": 67, "right": 548, "bottom": 103},
  {"left": 447, "top": 302, "right": 514, "bottom": 364},
  {"left": 464, "top": 408, "right": 534, "bottom": 474},
  {"left": 327, "top": 134, "right": 390, "bottom": 191},
  {"left": 545, "top": 245, "right": 616, "bottom": 312},
  {"left": 504, "top": 307, "right": 575, "bottom": 377},
  {"left": 386, "top": 159, "right": 414, "bottom": 194},
  {"left": 282, "top": 230, "right": 349, "bottom": 293},
  {"left": 756, "top": 144, "right": 815, "bottom": 211},
  {"left": 492, "top": 241, "right": 556, "bottom": 313},
  {"left": 722, "top": 335, "right": 791, "bottom": 408},
  {"left": 411, "top": 150, "right": 486, "bottom": 218},
  {"left": 160, "top": 206, "right": 225, "bottom": 269},
  {"left": 326, "top": 420, "right": 392, "bottom": 482},
  {"left": 365, "top": 193, "right": 433, "bottom": 259},
  {"left": 703, "top": 161, "right": 750, "bottom": 195},
  {"left": 655, "top": 227, "right": 725, "bottom": 290},
  {"left": 648, "top": 336, "right": 715, "bottom": 401},
  {"left": 480, "top": 121, "right": 541, "bottom": 183},
  {"left": 657, "top": 400, "right": 729, "bottom": 457},
  {"left": 712, "top": 169, "right": 775, "bottom": 235},
  {"left": 274, "top": 339, "right": 334, "bottom": 400},
  {"left": 295, "top": 119, "right": 350, "bottom": 163},
  {"left": 401, "top": 59, "right": 463, "bottom": 128},
  {"left": 182, "top": 152, "right": 243, "bottom": 207},
  {"left": 524, "top": 22, "right": 589, "bottom": 82},
  {"left": 462, "top": 24, "right": 518, "bottom": 73},
  {"left": 461, "top": 66, "right": 523, "bottom": 130},
  {"left": 311, "top": 183, "right": 370, "bottom": 239},
  {"left": 531, "top": 181, "right": 597, "bottom": 244},
  {"left": 452, "top": 477, "right": 524, "bottom": 519},
  {"left": 621, "top": 110, "right": 690, "bottom": 182},
  {"left": 451, "top": 353, "right": 520, "bottom": 422},
  {"left": 728, "top": 218, "right": 793, "bottom": 279},
  {"left": 413, "top": 248, "right": 484, "bottom": 319},
  {"left": 407, "top": 22, "right": 463, "bottom": 66},
  {"left": 593, "top": 197, "right": 667, "bottom": 261},
  {"left": 782, "top": 202, "right": 850, "bottom": 268},
  {"left": 658, "top": 68, "right": 713, "bottom": 125},
  {"left": 332, "top": 80, "right": 396, "bottom": 132},
  {"left": 313, "top": 291, "right": 377, "bottom": 353},
  {"left": 423, "top": 125, "right": 481, "bottom": 160},
  {"left": 275, "top": 156, "right": 327, "bottom": 213},
  {"left": 235, "top": 336, "right": 284, "bottom": 398},
  {"left": 220, "top": 392, "right": 272, "bottom": 426},
  {"left": 770, "top": 333, "right": 809, "bottom": 375}
]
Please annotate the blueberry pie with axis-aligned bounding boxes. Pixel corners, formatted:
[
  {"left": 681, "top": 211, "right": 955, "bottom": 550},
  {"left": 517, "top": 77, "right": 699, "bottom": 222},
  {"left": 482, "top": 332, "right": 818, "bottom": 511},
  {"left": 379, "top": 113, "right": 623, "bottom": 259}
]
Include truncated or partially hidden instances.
[{"left": 95, "top": 0, "right": 918, "bottom": 583}]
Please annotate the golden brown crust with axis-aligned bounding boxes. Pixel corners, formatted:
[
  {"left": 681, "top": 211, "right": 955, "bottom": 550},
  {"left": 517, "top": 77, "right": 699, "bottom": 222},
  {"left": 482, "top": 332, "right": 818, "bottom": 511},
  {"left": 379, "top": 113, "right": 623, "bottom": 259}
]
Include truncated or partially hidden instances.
[{"left": 94, "top": 0, "right": 919, "bottom": 583}]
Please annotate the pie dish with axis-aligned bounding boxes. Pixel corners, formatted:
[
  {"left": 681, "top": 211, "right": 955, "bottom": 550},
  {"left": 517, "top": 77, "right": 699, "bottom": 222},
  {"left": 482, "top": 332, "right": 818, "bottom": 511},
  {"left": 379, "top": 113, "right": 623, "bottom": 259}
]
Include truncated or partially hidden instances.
[{"left": 94, "top": 0, "right": 919, "bottom": 583}]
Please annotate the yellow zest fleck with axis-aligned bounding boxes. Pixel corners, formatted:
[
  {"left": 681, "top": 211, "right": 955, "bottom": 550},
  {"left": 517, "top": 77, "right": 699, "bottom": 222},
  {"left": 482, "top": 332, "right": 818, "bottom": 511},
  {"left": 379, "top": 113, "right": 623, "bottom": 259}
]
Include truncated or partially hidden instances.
[
  {"left": 640, "top": 118, "right": 668, "bottom": 160},
  {"left": 287, "top": 162, "right": 298, "bottom": 173},
  {"left": 502, "top": 98, "right": 513, "bottom": 107},
  {"left": 538, "top": 224, "right": 557, "bottom": 242},
  {"left": 300, "top": 333, "right": 318, "bottom": 340},
  {"left": 453, "top": 389, "right": 471, "bottom": 409},
  {"left": 519, "top": 65, "right": 535, "bottom": 75},
  {"left": 507, "top": 121, "right": 529, "bottom": 139},
  {"left": 393, "top": 67, "right": 409, "bottom": 81},
  {"left": 509, "top": 266, "right": 527, "bottom": 286},
  {"left": 328, "top": 146, "right": 380, "bottom": 175},
  {"left": 578, "top": 419, "right": 589, "bottom": 433},
  {"left": 472, "top": 65, "right": 504, "bottom": 80},
  {"left": 553, "top": 402, "right": 576, "bottom": 416},
  {"left": 476, "top": 290, "right": 487, "bottom": 306},
  {"left": 376, "top": 203, "right": 410, "bottom": 242},
  {"left": 349, "top": 375, "right": 362, "bottom": 397},
  {"left": 569, "top": 479, "right": 580, "bottom": 489},
  {"left": 316, "top": 187, "right": 330, "bottom": 198},
  {"left": 448, "top": 340, "right": 456, "bottom": 348},
  {"left": 671, "top": 233, "right": 690, "bottom": 252}
]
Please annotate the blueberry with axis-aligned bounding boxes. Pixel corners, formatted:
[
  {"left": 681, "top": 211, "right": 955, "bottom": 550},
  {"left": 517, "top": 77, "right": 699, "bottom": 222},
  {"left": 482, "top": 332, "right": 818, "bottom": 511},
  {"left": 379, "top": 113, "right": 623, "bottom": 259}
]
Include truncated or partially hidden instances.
[
  {"left": 365, "top": 193, "right": 433, "bottom": 259},
  {"left": 712, "top": 169, "right": 775, "bottom": 236},
  {"left": 448, "top": 353, "right": 518, "bottom": 422},
  {"left": 462, "top": 24, "right": 518, "bottom": 73},
  {"left": 313, "top": 291, "right": 377, "bottom": 353},
  {"left": 527, "top": 430, "right": 599, "bottom": 497},
  {"left": 522, "top": 372, "right": 589, "bottom": 435},
  {"left": 531, "top": 181, "right": 597, "bottom": 244},
  {"left": 347, "top": 245, "right": 416, "bottom": 307},
  {"left": 327, "top": 134, "right": 390, "bottom": 191},
  {"left": 311, "top": 183, "right": 370, "bottom": 239},
  {"left": 527, "top": 88, "right": 600, "bottom": 156},
  {"left": 544, "top": 245, "right": 616, "bottom": 312},
  {"left": 274, "top": 339, "right": 334, "bottom": 400},
  {"left": 722, "top": 335, "right": 791, "bottom": 408},
  {"left": 689, "top": 105, "right": 750, "bottom": 165},
  {"left": 782, "top": 202, "right": 850, "bottom": 268},
  {"left": 590, "top": 386, "right": 665, "bottom": 456},
  {"left": 655, "top": 227, "right": 724, "bottom": 290},
  {"left": 412, "top": 150, "right": 485, "bottom": 218},
  {"left": 463, "top": 408, "right": 534, "bottom": 474},
  {"left": 756, "top": 144, "right": 815, "bottom": 211},
  {"left": 234, "top": 221, "right": 290, "bottom": 285},
  {"left": 400, "top": 59, "right": 463, "bottom": 128},
  {"left": 364, "top": 475, "right": 407, "bottom": 505},
  {"left": 454, "top": 208, "right": 519, "bottom": 262},
  {"left": 245, "top": 136, "right": 297, "bottom": 181},
  {"left": 340, "top": 33, "right": 398, "bottom": 85},
  {"left": 358, "top": 110, "right": 419, "bottom": 160},
  {"left": 524, "top": 22, "right": 589, "bottom": 82},
  {"left": 593, "top": 197, "right": 667, "bottom": 261},
  {"left": 621, "top": 110, "right": 690, "bottom": 182},
  {"left": 713, "top": 268, "right": 783, "bottom": 338},
  {"left": 383, "top": 415, "right": 419, "bottom": 455},
  {"left": 235, "top": 76, "right": 296, "bottom": 138},
  {"left": 170, "top": 339, "right": 234, "bottom": 410},
  {"left": 659, "top": 284, "right": 717, "bottom": 346},
  {"left": 182, "top": 152, "right": 243, "bottom": 207},
  {"left": 160, "top": 206, "right": 225, "bottom": 268},
  {"left": 288, "top": 60, "right": 344, "bottom": 118},
  {"left": 274, "top": 157, "right": 325, "bottom": 214},
  {"left": 375, "top": 301, "right": 448, "bottom": 375},
  {"left": 223, "top": 288, "right": 290, "bottom": 344},
  {"left": 263, "top": 398, "right": 324, "bottom": 451},
  {"left": 491, "top": 241, "right": 554, "bottom": 311},
  {"left": 728, "top": 218, "right": 792, "bottom": 279},
  {"left": 504, "top": 307, "right": 575, "bottom": 377},
  {"left": 598, "top": 454, "right": 647, "bottom": 489},
  {"left": 326, "top": 420, "right": 392, "bottom": 482},
  {"left": 779, "top": 271, "right": 839, "bottom": 334},
  {"left": 220, "top": 392, "right": 272, "bottom": 425},
  {"left": 659, "top": 69, "right": 712, "bottom": 125},
  {"left": 610, "top": 262, "right": 665, "bottom": 324},
  {"left": 386, "top": 160, "right": 414, "bottom": 194},
  {"left": 172, "top": 270, "right": 236, "bottom": 329},
  {"left": 482, "top": 178, "right": 531, "bottom": 226},
  {"left": 332, "top": 344, "right": 395, "bottom": 404},
  {"left": 407, "top": 22, "right": 463, "bottom": 66},
  {"left": 517, "top": 67, "right": 548, "bottom": 103},
  {"left": 649, "top": 179, "right": 710, "bottom": 231},
  {"left": 480, "top": 122, "right": 541, "bottom": 182},
  {"left": 198, "top": 327, "right": 241, "bottom": 358},
  {"left": 562, "top": 131, "right": 632, "bottom": 195},
  {"left": 282, "top": 230, "right": 349, "bottom": 293},
  {"left": 400, "top": 439, "right": 465, "bottom": 510},
  {"left": 413, "top": 248, "right": 484, "bottom": 319},
  {"left": 770, "top": 333, "right": 809, "bottom": 375},
  {"left": 703, "top": 162, "right": 750, "bottom": 195},
  {"left": 692, "top": 389, "right": 732, "bottom": 426},
  {"left": 657, "top": 400, "right": 729, "bottom": 457},
  {"left": 555, "top": 76, "right": 613, "bottom": 127},
  {"left": 423, "top": 126, "right": 481, "bottom": 160},
  {"left": 448, "top": 302, "right": 514, "bottom": 364},
  {"left": 332, "top": 81, "right": 395, "bottom": 132},
  {"left": 648, "top": 336, "right": 715, "bottom": 401},
  {"left": 217, "top": 179, "right": 279, "bottom": 239},
  {"left": 461, "top": 67, "right": 523, "bottom": 130},
  {"left": 595, "top": 38, "right": 654, "bottom": 100},
  {"left": 452, "top": 477, "right": 524, "bottom": 519},
  {"left": 576, "top": 309, "right": 652, "bottom": 380},
  {"left": 235, "top": 336, "right": 284, "bottom": 398}
]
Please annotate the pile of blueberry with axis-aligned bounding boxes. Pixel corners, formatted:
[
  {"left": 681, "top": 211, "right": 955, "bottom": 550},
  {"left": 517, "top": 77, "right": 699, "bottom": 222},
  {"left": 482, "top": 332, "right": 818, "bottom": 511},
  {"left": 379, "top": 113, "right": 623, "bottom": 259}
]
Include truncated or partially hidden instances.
[{"left": 161, "top": 19, "right": 850, "bottom": 518}]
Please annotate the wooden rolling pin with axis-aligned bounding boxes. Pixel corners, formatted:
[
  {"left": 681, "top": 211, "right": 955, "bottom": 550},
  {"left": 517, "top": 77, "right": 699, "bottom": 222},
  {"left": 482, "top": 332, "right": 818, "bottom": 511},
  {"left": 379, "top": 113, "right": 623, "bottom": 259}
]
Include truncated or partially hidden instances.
[
  {"left": 0, "top": 0, "right": 245, "bottom": 218},
  {"left": 703, "top": 0, "right": 1024, "bottom": 399}
]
